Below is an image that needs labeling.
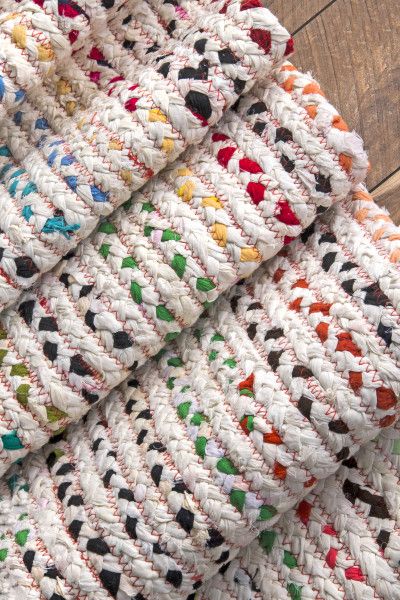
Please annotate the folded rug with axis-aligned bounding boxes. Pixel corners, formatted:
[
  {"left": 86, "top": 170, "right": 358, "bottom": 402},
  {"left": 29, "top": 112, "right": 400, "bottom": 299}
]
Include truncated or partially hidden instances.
[
  {"left": 0, "top": 0, "right": 292, "bottom": 310},
  {"left": 200, "top": 420, "right": 400, "bottom": 599},
  {"left": 0, "top": 61, "right": 368, "bottom": 475},
  {"left": 1, "top": 185, "right": 398, "bottom": 599}
]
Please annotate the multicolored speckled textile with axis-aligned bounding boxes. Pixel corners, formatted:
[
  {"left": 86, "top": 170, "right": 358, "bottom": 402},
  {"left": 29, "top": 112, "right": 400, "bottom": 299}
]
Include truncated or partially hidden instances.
[{"left": 0, "top": 2, "right": 398, "bottom": 600}]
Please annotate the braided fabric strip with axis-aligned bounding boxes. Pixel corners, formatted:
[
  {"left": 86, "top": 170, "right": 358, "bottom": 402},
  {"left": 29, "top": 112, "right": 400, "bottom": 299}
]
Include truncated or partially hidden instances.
[
  {"left": 0, "top": 0, "right": 292, "bottom": 310},
  {"left": 0, "top": 61, "right": 368, "bottom": 473},
  {"left": 1, "top": 187, "right": 399, "bottom": 599},
  {"left": 200, "top": 421, "right": 400, "bottom": 600}
]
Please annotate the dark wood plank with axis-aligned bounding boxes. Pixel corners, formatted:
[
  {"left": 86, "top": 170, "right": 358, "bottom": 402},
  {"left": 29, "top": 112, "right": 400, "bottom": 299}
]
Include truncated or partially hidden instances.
[
  {"left": 372, "top": 170, "right": 400, "bottom": 225},
  {"left": 266, "top": 0, "right": 331, "bottom": 33},
  {"left": 292, "top": 0, "right": 400, "bottom": 190}
]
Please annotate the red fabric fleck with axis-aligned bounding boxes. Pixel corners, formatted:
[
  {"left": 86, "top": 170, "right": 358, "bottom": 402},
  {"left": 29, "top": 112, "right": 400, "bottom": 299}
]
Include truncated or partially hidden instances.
[
  {"left": 323, "top": 525, "right": 337, "bottom": 536},
  {"left": 283, "top": 236, "right": 295, "bottom": 245},
  {"left": 89, "top": 71, "right": 100, "bottom": 83},
  {"left": 345, "top": 566, "right": 365, "bottom": 582},
  {"left": 325, "top": 548, "right": 338, "bottom": 569},
  {"left": 68, "top": 30, "right": 79, "bottom": 44},
  {"left": 297, "top": 500, "right": 312, "bottom": 525},
  {"left": 250, "top": 29, "right": 272, "bottom": 54},
  {"left": 247, "top": 181, "right": 265, "bottom": 205},
  {"left": 125, "top": 98, "right": 139, "bottom": 112},
  {"left": 239, "top": 157, "right": 263, "bottom": 174},
  {"left": 212, "top": 133, "right": 230, "bottom": 142},
  {"left": 276, "top": 200, "right": 300, "bottom": 226},
  {"left": 217, "top": 146, "right": 236, "bottom": 168},
  {"left": 285, "top": 37, "right": 294, "bottom": 56},
  {"left": 241, "top": 0, "right": 262, "bottom": 9},
  {"left": 88, "top": 47, "right": 105, "bottom": 61}
]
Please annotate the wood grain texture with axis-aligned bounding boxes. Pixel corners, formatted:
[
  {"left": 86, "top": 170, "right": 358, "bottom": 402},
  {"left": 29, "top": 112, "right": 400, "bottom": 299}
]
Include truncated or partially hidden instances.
[
  {"left": 372, "top": 170, "right": 400, "bottom": 224},
  {"left": 266, "top": 0, "right": 331, "bottom": 33},
  {"left": 291, "top": 0, "right": 400, "bottom": 192}
]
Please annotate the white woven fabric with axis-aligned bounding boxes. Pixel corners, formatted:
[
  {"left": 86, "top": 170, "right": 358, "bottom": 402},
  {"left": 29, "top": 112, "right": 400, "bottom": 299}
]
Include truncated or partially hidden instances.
[
  {"left": 0, "top": 0, "right": 292, "bottom": 310},
  {"left": 0, "top": 186, "right": 399, "bottom": 600},
  {"left": 0, "top": 60, "right": 368, "bottom": 476}
]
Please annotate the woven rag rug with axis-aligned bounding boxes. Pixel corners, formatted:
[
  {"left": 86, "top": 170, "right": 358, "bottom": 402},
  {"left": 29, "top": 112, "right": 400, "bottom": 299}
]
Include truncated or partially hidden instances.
[{"left": 0, "top": 1, "right": 399, "bottom": 599}]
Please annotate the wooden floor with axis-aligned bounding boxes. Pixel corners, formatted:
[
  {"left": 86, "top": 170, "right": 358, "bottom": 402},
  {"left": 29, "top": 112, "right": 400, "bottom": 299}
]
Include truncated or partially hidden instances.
[{"left": 267, "top": 0, "right": 400, "bottom": 223}]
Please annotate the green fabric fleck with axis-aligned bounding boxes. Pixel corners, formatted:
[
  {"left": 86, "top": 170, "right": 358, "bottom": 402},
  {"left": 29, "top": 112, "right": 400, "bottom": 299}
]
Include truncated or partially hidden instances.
[
  {"left": 0, "top": 548, "right": 8, "bottom": 562},
  {"left": 190, "top": 412, "right": 206, "bottom": 426},
  {"left": 211, "top": 333, "right": 224, "bottom": 342},
  {"left": 156, "top": 305, "right": 174, "bottom": 322},
  {"left": 171, "top": 254, "right": 186, "bottom": 279},
  {"left": 46, "top": 405, "right": 68, "bottom": 423},
  {"left": 167, "top": 357, "right": 183, "bottom": 367},
  {"left": 161, "top": 228, "right": 181, "bottom": 242},
  {"left": 121, "top": 256, "right": 138, "bottom": 269},
  {"left": 283, "top": 550, "right": 297, "bottom": 568},
  {"left": 15, "top": 529, "right": 29, "bottom": 547},
  {"left": 98, "top": 221, "right": 117, "bottom": 234},
  {"left": 141, "top": 202, "right": 155, "bottom": 212},
  {"left": 196, "top": 277, "right": 216, "bottom": 292},
  {"left": 242, "top": 415, "right": 254, "bottom": 432},
  {"left": 10, "top": 363, "right": 29, "bottom": 377},
  {"left": 239, "top": 388, "right": 254, "bottom": 398},
  {"left": 230, "top": 489, "right": 246, "bottom": 512},
  {"left": 287, "top": 583, "right": 302, "bottom": 600},
  {"left": 130, "top": 281, "right": 142, "bottom": 304},
  {"left": 195, "top": 436, "right": 207, "bottom": 459},
  {"left": 16, "top": 384, "right": 30, "bottom": 406},
  {"left": 167, "top": 377, "right": 176, "bottom": 390},
  {"left": 0, "top": 328, "right": 6, "bottom": 340},
  {"left": 2, "top": 431, "right": 23, "bottom": 450},
  {"left": 194, "top": 329, "right": 202, "bottom": 341},
  {"left": 164, "top": 331, "right": 180, "bottom": 343},
  {"left": 223, "top": 358, "right": 237, "bottom": 368},
  {"left": 258, "top": 530, "right": 277, "bottom": 554},
  {"left": 181, "top": 385, "right": 190, "bottom": 393},
  {"left": 177, "top": 401, "right": 191, "bottom": 420},
  {"left": 208, "top": 350, "right": 218, "bottom": 361},
  {"left": 99, "top": 243, "right": 110, "bottom": 258},
  {"left": 259, "top": 505, "right": 277, "bottom": 521},
  {"left": 144, "top": 225, "right": 154, "bottom": 237},
  {"left": 217, "top": 457, "right": 238, "bottom": 475}
]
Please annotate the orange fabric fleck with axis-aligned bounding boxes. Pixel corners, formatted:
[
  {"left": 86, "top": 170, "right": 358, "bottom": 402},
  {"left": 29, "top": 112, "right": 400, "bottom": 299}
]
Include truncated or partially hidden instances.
[
  {"left": 274, "top": 462, "right": 287, "bottom": 480},
  {"left": 349, "top": 371, "right": 363, "bottom": 392},
  {"left": 281, "top": 75, "right": 297, "bottom": 92},
  {"left": 332, "top": 115, "right": 349, "bottom": 131},
  {"left": 390, "top": 249, "right": 400, "bottom": 263},
  {"left": 302, "top": 82, "right": 325, "bottom": 96},
  {"left": 289, "top": 297, "right": 302, "bottom": 312},
  {"left": 309, "top": 302, "right": 332, "bottom": 316},
  {"left": 305, "top": 105, "right": 318, "bottom": 119},
  {"left": 238, "top": 373, "right": 254, "bottom": 392},
  {"left": 264, "top": 429, "right": 283, "bottom": 445},
  {"left": 379, "top": 414, "right": 396, "bottom": 428},
  {"left": 280, "top": 64, "right": 297, "bottom": 72},
  {"left": 291, "top": 278, "right": 308, "bottom": 289},
  {"left": 339, "top": 154, "right": 352, "bottom": 173},
  {"left": 376, "top": 387, "right": 397, "bottom": 410},
  {"left": 336, "top": 332, "right": 361, "bottom": 357},
  {"left": 304, "top": 476, "right": 316, "bottom": 488},
  {"left": 353, "top": 189, "right": 372, "bottom": 202},
  {"left": 316, "top": 322, "right": 329, "bottom": 342},
  {"left": 273, "top": 268, "right": 285, "bottom": 283}
]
